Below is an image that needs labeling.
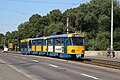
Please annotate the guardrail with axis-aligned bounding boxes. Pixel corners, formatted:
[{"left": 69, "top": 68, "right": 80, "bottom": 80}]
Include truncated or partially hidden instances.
[{"left": 85, "top": 51, "right": 120, "bottom": 58}]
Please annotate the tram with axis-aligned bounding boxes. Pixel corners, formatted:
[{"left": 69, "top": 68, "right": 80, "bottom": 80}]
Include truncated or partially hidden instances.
[
  {"left": 20, "top": 33, "right": 85, "bottom": 59},
  {"left": 47, "top": 33, "right": 85, "bottom": 58}
]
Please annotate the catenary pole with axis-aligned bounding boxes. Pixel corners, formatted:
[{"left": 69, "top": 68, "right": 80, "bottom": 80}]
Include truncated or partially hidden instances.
[
  {"left": 111, "top": 0, "right": 113, "bottom": 51},
  {"left": 67, "top": 17, "right": 69, "bottom": 34}
]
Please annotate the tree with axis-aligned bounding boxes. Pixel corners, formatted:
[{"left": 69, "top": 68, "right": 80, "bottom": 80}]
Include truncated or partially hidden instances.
[
  {"left": 114, "top": 28, "right": 120, "bottom": 50},
  {"left": 48, "top": 9, "right": 62, "bottom": 23},
  {"left": 44, "top": 22, "right": 66, "bottom": 36},
  {"left": 98, "top": 15, "right": 110, "bottom": 31},
  {"left": 0, "top": 33, "right": 4, "bottom": 48},
  {"left": 10, "top": 31, "right": 19, "bottom": 46},
  {"left": 76, "top": 12, "right": 97, "bottom": 32},
  {"left": 18, "top": 22, "right": 30, "bottom": 39},
  {"left": 95, "top": 31, "right": 110, "bottom": 50},
  {"left": 63, "top": 8, "right": 78, "bottom": 29},
  {"left": 29, "top": 14, "right": 44, "bottom": 37},
  {"left": 0, "top": 33, "right": 4, "bottom": 42}
]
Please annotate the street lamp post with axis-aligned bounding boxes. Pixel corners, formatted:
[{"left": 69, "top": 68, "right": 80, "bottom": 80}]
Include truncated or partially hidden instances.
[
  {"left": 67, "top": 17, "right": 69, "bottom": 34},
  {"left": 111, "top": 0, "right": 113, "bottom": 52}
]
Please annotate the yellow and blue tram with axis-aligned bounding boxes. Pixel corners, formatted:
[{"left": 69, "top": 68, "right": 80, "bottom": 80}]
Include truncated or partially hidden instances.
[
  {"left": 20, "top": 33, "right": 85, "bottom": 59},
  {"left": 20, "top": 38, "right": 31, "bottom": 55},
  {"left": 47, "top": 33, "right": 85, "bottom": 58}
]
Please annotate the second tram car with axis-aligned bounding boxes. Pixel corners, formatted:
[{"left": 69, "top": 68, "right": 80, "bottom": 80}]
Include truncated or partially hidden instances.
[{"left": 31, "top": 37, "right": 47, "bottom": 55}]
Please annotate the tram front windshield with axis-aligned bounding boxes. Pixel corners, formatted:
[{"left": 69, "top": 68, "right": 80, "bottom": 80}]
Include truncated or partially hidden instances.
[
  {"left": 72, "top": 37, "right": 84, "bottom": 45},
  {"left": 21, "top": 42, "right": 28, "bottom": 48}
]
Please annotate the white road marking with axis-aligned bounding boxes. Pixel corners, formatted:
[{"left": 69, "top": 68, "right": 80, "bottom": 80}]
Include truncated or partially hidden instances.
[
  {"left": 14, "top": 56, "right": 18, "bottom": 57},
  {"left": 33, "top": 60, "right": 39, "bottom": 62},
  {"left": 81, "top": 73, "right": 99, "bottom": 80},
  {"left": 49, "top": 64, "right": 58, "bottom": 68},
  {"left": 0, "top": 60, "right": 7, "bottom": 64},
  {"left": 22, "top": 57, "right": 26, "bottom": 60}
]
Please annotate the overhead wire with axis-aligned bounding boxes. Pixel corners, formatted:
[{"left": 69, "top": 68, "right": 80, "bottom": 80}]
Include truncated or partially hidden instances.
[
  {"left": 0, "top": 0, "right": 90, "bottom": 15},
  {"left": 1, "top": 0, "right": 80, "bottom": 15},
  {"left": 6, "top": 0, "right": 78, "bottom": 5},
  {"left": 0, "top": 7, "right": 26, "bottom": 15}
]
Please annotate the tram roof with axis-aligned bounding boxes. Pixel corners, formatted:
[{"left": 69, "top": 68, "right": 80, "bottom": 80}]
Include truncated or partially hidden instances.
[
  {"left": 48, "top": 33, "right": 84, "bottom": 39},
  {"left": 20, "top": 33, "right": 83, "bottom": 42},
  {"left": 20, "top": 38, "right": 31, "bottom": 42},
  {"left": 31, "top": 37, "right": 47, "bottom": 41}
]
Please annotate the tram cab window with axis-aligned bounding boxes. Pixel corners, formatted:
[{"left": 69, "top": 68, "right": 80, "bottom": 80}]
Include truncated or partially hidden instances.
[
  {"left": 20, "top": 43, "right": 24, "bottom": 48},
  {"left": 66, "top": 38, "right": 72, "bottom": 45},
  {"left": 21, "top": 42, "right": 27, "bottom": 48},
  {"left": 72, "top": 37, "right": 84, "bottom": 45}
]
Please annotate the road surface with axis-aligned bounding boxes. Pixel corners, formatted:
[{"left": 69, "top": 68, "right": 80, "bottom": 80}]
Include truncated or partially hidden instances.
[{"left": 0, "top": 52, "right": 120, "bottom": 80}]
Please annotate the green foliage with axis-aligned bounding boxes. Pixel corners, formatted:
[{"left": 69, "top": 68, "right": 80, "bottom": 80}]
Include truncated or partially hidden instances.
[
  {"left": 95, "top": 31, "right": 110, "bottom": 50},
  {"left": 98, "top": 15, "right": 110, "bottom": 31},
  {"left": 18, "top": 22, "right": 30, "bottom": 38},
  {"left": 48, "top": 9, "right": 62, "bottom": 23},
  {"left": 63, "top": 8, "right": 78, "bottom": 28},
  {"left": 85, "top": 31, "right": 110, "bottom": 51},
  {"left": 114, "top": 28, "right": 120, "bottom": 50},
  {"left": 44, "top": 22, "right": 66, "bottom": 36},
  {"left": 0, "top": 33, "right": 4, "bottom": 47},
  {"left": 29, "top": 14, "right": 44, "bottom": 37},
  {"left": 0, "top": 33, "right": 4, "bottom": 42}
]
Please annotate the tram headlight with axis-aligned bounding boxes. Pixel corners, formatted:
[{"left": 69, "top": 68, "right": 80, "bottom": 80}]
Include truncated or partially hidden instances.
[{"left": 71, "top": 49, "right": 75, "bottom": 53}]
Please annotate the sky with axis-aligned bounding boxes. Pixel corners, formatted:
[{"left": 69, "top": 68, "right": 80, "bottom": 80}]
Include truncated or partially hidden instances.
[{"left": 0, "top": 0, "right": 91, "bottom": 35}]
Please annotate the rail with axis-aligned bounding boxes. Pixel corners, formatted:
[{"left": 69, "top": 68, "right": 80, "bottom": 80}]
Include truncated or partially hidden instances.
[{"left": 82, "top": 58, "right": 120, "bottom": 70}]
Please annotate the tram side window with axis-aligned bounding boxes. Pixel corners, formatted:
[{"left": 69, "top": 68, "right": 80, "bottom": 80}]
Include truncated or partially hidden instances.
[
  {"left": 32, "top": 41, "right": 36, "bottom": 45},
  {"left": 60, "top": 38, "right": 64, "bottom": 46},
  {"left": 43, "top": 40, "right": 47, "bottom": 45},
  {"left": 55, "top": 38, "right": 64, "bottom": 46},
  {"left": 55, "top": 38, "right": 60, "bottom": 45},
  {"left": 37, "top": 40, "right": 41, "bottom": 45},
  {"left": 47, "top": 39, "right": 53, "bottom": 46}
]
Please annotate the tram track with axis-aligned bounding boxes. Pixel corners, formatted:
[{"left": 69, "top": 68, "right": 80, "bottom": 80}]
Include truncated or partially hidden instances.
[
  {"left": 48, "top": 56, "right": 120, "bottom": 70},
  {"left": 82, "top": 58, "right": 120, "bottom": 70}
]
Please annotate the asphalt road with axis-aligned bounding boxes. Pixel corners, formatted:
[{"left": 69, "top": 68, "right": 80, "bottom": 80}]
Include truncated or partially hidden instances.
[{"left": 0, "top": 52, "right": 120, "bottom": 80}]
